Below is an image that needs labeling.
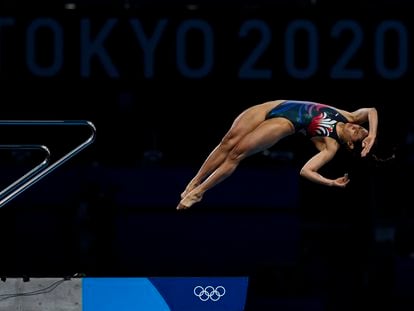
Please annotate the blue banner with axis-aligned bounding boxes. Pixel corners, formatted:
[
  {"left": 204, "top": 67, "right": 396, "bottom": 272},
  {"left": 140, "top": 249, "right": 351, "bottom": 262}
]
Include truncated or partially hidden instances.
[{"left": 82, "top": 277, "right": 249, "bottom": 311}]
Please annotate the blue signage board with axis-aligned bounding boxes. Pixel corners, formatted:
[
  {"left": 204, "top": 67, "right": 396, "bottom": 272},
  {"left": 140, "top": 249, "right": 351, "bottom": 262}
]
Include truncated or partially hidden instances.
[{"left": 83, "top": 277, "right": 249, "bottom": 311}]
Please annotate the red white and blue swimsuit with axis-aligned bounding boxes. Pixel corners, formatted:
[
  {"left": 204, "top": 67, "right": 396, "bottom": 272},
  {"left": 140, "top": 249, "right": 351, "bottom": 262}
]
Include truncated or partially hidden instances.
[{"left": 265, "top": 100, "right": 348, "bottom": 141}]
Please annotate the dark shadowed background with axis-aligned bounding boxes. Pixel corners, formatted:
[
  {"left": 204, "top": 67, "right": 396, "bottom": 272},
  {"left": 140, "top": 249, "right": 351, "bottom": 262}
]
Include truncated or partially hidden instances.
[{"left": 0, "top": 0, "right": 413, "bottom": 310}]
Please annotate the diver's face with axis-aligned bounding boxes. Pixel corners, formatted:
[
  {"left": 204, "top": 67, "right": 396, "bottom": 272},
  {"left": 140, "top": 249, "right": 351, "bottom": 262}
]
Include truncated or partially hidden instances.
[{"left": 344, "top": 123, "right": 369, "bottom": 143}]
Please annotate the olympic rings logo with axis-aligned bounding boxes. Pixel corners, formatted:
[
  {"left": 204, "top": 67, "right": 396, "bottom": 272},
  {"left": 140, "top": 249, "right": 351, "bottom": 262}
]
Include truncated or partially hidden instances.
[{"left": 193, "top": 285, "right": 226, "bottom": 301}]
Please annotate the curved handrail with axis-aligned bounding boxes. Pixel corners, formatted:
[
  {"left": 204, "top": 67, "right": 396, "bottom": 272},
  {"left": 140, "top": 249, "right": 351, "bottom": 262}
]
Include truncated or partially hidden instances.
[{"left": 0, "top": 120, "right": 96, "bottom": 209}]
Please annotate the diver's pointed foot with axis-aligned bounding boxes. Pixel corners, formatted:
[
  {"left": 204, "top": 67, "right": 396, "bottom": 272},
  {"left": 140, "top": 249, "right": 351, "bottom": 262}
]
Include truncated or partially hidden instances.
[
  {"left": 176, "top": 192, "right": 203, "bottom": 211},
  {"left": 180, "top": 184, "right": 198, "bottom": 199},
  {"left": 177, "top": 202, "right": 189, "bottom": 210}
]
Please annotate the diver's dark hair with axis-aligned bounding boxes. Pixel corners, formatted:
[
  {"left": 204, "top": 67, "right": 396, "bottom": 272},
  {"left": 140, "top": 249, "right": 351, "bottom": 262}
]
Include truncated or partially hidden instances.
[{"left": 350, "top": 139, "right": 396, "bottom": 166}]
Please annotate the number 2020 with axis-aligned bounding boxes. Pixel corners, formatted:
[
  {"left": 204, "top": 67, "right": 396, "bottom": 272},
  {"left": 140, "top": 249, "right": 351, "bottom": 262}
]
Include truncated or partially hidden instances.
[{"left": 239, "top": 19, "right": 408, "bottom": 80}]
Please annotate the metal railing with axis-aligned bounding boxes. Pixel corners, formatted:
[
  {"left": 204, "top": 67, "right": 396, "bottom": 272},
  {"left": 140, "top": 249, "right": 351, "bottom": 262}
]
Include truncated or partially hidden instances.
[{"left": 0, "top": 120, "right": 96, "bottom": 208}]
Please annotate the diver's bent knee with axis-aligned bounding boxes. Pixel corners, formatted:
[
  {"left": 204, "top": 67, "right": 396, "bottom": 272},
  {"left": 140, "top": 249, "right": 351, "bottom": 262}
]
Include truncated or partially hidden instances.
[
  {"left": 227, "top": 149, "right": 246, "bottom": 162},
  {"left": 219, "top": 135, "right": 239, "bottom": 151}
]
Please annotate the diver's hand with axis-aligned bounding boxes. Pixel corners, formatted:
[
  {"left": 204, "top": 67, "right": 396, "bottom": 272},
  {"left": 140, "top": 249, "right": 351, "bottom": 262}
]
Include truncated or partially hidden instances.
[
  {"left": 361, "top": 135, "right": 375, "bottom": 157},
  {"left": 331, "top": 173, "right": 350, "bottom": 188}
]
